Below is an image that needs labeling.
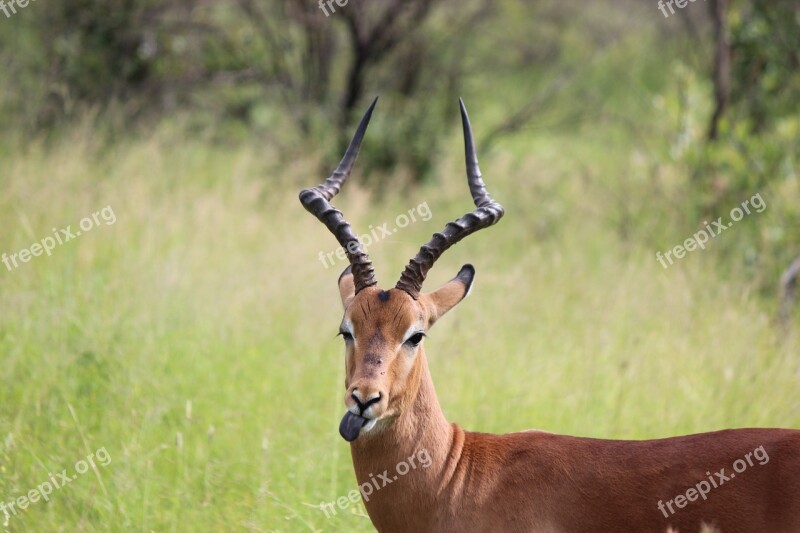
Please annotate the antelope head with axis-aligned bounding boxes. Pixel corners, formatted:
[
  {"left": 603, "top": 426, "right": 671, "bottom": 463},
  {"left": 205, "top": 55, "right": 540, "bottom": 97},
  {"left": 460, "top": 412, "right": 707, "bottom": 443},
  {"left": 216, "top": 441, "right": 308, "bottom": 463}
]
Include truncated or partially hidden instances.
[{"left": 299, "top": 97, "right": 503, "bottom": 442}]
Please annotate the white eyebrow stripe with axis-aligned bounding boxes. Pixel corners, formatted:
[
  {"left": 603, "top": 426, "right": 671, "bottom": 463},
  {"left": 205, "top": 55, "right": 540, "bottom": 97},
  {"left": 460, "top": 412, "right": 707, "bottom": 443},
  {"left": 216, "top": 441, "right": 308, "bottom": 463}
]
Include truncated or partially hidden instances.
[
  {"left": 341, "top": 320, "right": 354, "bottom": 337},
  {"left": 402, "top": 324, "right": 424, "bottom": 343}
]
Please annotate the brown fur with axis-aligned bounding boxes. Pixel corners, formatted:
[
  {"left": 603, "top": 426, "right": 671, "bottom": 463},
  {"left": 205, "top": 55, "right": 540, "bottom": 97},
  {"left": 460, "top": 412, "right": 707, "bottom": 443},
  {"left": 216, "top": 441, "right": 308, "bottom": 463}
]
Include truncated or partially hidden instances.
[{"left": 335, "top": 272, "right": 800, "bottom": 533}]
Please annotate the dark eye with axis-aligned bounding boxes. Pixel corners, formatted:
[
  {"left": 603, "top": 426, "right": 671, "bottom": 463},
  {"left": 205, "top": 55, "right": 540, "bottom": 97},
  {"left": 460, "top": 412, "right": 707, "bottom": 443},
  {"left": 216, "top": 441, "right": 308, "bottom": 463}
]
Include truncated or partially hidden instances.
[
  {"left": 339, "top": 331, "right": 354, "bottom": 342},
  {"left": 405, "top": 332, "right": 425, "bottom": 347}
]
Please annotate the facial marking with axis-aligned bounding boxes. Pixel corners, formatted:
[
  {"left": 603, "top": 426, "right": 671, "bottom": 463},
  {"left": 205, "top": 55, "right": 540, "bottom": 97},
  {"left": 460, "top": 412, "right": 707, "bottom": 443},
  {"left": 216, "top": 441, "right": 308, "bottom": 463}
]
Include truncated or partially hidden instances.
[
  {"left": 363, "top": 352, "right": 383, "bottom": 366},
  {"left": 402, "top": 323, "right": 424, "bottom": 344},
  {"left": 366, "top": 330, "right": 384, "bottom": 350},
  {"left": 362, "top": 331, "right": 386, "bottom": 369},
  {"left": 340, "top": 319, "right": 354, "bottom": 337}
]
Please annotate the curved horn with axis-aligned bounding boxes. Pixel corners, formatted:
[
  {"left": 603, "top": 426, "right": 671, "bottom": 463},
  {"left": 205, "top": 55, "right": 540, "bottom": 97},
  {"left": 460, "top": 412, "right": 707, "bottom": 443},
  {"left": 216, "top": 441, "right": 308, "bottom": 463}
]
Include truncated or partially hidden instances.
[
  {"left": 395, "top": 98, "right": 504, "bottom": 299},
  {"left": 299, "top": 97, "right": 379, "bottom": 294}
]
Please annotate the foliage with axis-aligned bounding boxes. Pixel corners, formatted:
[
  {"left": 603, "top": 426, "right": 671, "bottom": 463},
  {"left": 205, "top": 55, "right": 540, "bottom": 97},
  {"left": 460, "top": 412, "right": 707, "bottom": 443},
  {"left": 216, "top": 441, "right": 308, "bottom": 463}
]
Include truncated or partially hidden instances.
[{"left": 681, "top": 0, "right": 800, "bottom": 282}]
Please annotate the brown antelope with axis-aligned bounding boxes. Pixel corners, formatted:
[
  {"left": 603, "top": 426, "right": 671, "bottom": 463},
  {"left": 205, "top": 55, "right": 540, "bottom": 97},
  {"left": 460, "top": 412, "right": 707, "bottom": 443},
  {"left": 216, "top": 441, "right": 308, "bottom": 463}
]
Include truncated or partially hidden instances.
[{"left": 299, "top": 98, "right": 800, "bottom": 533}]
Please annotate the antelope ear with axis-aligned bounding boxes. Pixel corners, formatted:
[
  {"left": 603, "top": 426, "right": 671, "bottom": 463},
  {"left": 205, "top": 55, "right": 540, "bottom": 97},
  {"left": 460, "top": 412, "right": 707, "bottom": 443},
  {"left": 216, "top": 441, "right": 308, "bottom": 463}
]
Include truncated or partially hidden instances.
[
  {"left": 338, "top": 266, "right": 356, "bottom": 309},
  {"left": 422, "top": 264, "right": 475, "bottom": 326}
]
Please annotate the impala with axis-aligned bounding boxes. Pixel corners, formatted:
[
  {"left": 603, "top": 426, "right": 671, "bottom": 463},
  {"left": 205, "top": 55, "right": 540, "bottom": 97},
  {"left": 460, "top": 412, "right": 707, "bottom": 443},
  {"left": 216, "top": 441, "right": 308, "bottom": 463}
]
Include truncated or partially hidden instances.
[{"left": 299, "top": 98, "right": 800, "bottom": 533}]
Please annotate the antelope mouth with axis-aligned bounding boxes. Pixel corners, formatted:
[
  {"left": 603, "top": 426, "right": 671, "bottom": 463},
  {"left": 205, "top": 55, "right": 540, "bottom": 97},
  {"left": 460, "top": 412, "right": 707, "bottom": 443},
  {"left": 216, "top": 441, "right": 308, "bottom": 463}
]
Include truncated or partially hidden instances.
[{"left": 339, "top": 411, "right": 374, "bottom": 442}]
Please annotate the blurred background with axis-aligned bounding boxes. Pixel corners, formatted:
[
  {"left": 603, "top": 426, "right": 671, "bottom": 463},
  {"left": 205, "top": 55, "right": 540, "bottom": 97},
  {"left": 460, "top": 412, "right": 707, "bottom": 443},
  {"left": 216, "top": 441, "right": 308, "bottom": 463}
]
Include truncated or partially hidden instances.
[{"left": 0, "top": 0, "right": 798, "bottom": 531}]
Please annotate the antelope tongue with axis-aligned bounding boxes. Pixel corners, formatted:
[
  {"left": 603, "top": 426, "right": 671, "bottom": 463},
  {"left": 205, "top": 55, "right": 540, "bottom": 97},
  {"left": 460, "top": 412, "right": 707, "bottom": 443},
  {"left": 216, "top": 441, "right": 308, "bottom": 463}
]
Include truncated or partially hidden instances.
[{"left": 339, "top": 411, "right": 369, "bottom": 442}]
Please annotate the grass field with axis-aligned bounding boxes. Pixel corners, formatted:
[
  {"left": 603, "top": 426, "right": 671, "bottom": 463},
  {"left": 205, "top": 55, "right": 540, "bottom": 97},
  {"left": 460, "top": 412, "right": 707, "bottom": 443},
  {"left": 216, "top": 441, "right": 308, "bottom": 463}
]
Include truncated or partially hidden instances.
[{"left": 0, "top": 115, "right": 798, "bottom": 532}]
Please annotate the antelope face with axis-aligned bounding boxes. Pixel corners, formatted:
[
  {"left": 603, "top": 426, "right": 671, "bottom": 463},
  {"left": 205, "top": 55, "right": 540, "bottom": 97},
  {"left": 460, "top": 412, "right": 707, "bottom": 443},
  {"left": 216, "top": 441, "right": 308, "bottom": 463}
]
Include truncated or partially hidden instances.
[
  {"left": 298, "top": 97, "right": 503, "bottom": 442},
  {"left": 336, "top": 265, "right": 475, "bottom": 441}
]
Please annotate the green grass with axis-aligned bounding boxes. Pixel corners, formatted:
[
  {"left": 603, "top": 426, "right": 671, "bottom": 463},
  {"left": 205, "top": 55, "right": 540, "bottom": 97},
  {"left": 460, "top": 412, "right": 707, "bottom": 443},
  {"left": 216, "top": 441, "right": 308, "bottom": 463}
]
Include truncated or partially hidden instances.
[{"left": 0, "top": 123, "right": 798, "bottom": 532}]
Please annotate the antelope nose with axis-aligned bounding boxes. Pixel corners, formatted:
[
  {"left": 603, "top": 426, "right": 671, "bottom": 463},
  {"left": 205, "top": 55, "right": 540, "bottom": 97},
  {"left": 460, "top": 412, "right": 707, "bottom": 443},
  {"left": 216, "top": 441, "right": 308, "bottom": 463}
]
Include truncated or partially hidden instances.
[{"left": 351, "top": 390, "right": 381, "bottom": 414}]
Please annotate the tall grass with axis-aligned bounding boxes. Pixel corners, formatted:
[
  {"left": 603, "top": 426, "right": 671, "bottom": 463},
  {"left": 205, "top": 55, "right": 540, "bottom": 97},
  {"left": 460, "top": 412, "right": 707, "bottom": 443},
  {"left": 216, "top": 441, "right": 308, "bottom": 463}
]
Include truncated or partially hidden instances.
[{"left": 0, "top": 121, "right": 798, "bottom": 532}]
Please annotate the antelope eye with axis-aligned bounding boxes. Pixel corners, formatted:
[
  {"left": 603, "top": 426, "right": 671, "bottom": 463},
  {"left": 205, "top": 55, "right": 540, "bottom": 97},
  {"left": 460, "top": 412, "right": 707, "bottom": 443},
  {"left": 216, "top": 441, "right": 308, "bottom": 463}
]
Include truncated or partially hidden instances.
[
  {"left": 340, "top": 331, "right": 354, "bottom": 342},
  {"left": 405, "top": 332, "right": 425, "bottom": 347}
]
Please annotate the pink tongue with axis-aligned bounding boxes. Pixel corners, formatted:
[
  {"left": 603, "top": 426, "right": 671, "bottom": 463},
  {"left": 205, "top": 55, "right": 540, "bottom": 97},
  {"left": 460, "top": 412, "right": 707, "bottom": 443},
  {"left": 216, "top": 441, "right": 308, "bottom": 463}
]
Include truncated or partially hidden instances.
[{"left": 339, "top": 411, "right": 368, "bottom": 441}]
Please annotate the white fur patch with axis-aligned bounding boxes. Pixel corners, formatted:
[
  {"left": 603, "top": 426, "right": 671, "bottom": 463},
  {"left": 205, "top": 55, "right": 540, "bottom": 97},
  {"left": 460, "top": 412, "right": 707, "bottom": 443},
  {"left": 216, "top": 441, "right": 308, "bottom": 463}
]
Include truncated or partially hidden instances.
[{"left": 402, "top": 324, "right": 424, "bottom": 344}]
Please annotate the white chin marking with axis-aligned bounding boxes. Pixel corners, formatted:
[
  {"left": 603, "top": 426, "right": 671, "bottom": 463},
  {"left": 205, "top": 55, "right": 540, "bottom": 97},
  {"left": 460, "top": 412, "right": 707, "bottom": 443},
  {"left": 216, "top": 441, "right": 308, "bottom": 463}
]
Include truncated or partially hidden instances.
[{"left": 361, "top": 419, "right": 378, "bottom": 434}]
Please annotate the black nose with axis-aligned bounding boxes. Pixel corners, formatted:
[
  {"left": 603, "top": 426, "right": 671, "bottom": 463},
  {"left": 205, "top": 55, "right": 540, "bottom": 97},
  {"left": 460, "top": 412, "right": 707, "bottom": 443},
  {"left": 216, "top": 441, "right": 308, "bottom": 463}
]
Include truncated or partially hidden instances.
[{"left": 352, "top": 392, "right": 381, "bottom": 414}]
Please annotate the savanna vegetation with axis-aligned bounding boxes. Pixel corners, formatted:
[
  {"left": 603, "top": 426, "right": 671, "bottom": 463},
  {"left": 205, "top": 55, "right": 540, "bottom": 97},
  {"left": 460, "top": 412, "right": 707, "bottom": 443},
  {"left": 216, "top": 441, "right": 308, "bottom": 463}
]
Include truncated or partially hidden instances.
[{"left": 0, "top": 0, "right": 798, "bottom": 531}]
